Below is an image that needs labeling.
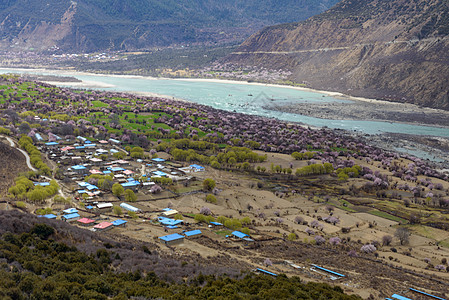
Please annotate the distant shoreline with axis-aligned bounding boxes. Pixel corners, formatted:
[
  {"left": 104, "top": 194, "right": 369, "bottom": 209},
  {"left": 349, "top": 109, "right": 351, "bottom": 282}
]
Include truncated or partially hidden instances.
[
  {"left": 1, "top": 66, "right": 448, "bottom": 165},
  {"left": 0, "top": 66, "right": 393, "bottom": 106}
]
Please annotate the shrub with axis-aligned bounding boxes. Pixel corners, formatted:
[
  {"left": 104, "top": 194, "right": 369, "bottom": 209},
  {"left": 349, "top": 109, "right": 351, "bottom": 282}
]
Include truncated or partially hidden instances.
[
  {"left": 194, "top": 214, "right": 206, "bottom": 223},
  {"left": 294, "top": 216, "right": 303, "bottom": 224},
  {"left": 360, "top": 244, "right": 377, "bottom": 253},
  {"left": 287, "top": 233, "right": 297, "bottom": 241},
  {"left": 314, "top": 235, "right": 325, "bottom": 245},
  {"left": 205, "top": 194, "right": 217, "bottom": 204},
  {"left": 329, "top": 237, "right": 341, "bottom": 245},
  {"left": 15, "top": 201, "right": 26, "bottom": 209},
  {"left": 200, "top": 207, "right": 211, "bottom": 216},
  {"left": 263, "top": 258, "right": 272, "bottom": 267},
  {"left": 241, "top": 227, "right": 250, "bottom": 235}
]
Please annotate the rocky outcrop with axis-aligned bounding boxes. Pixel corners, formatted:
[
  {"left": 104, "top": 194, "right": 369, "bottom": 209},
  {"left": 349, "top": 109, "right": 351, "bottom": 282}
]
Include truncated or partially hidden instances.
[{"left": 227, "top": 0, "right": 449, "bottom": 110}]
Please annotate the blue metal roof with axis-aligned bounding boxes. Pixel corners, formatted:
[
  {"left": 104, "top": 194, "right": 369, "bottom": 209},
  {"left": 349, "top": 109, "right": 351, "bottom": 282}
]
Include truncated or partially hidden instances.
[
  {"left": 35, "top": 133, "right": 43, "bottom": 141},
  {"left": 111, "top": 219, "right": 128, "bottom": 226},
  {"left": 232, "top": 231, "right": 248, "bottom": 239},
  {"left": 72, "top": 165, "right": 86, "bottom": 170},
  {"left": 166, "top": 225, "right": 178, "bottom": 229},
  {"left": 85, "top": 184, "right": 98, "bottom": 190},
  {"left": 152, "top": 158, "right": 165, "bottom": 162},
  {"left": 153, "top": 171, "right": 168, "bottom": 177},
  {"left": 45, "top": 142, "right": 59, "bottom": 146},
  {"left": 84, "top": 140, "right": 91, "bottom": 144},
  {"left": 42, "top": 214, "right": 57, "bottom": 219},
  {"left": 63, "top": 208, "right": 78, "bottom": 214},
  {"left": 184, "top": 230, "right": 202, "bottom": 237},
  {"left": 78, "top": 182, "right": 89, "bottom": 187},
  {"left": 392, "top": 294, "right": 412, "bottom": 300},
  {"left": 121, "top": 181, "right": 139, "bottom": 187},
  {"left": 210, "top": 222, "right": 223, "bottom": 226},
  {"left": 77, "top": 136, "right": 87, "bottom": 141},
  {"left": 62, "top": 213, "right": 80, "bottom": 220},
  {"left": 159, "top": 233, "right": 184, "bottom": 242},
  {"left": 103, "top": 171, "right": 112, "bottom": 174},
  {"left": 86, "top": 205, "right": 94, "bottom": 210},
  {"left": 158, "top": 217, "right": 183, "bottom": 226},
  {"left": 189, "top": 164, "right": 204, "bottom": 169},
  {"left": 311, "top": 264, "right": 345, "bottom": 278},
  {"left": 110, "top": 167, "right": 125, "bottom": 172},
  {"left": 77, "top": 190, "right": 87, "bottom": 194},
  {"left": 256, "top": 268, "right": 277, "bottom": 277},
  {"left": 75, "top": 146, "right": 85, "bottom": 150},
  {"left": 34, "top": 182, "right": 50, "bottom": 186},
  {"left": 409, "top": 289, "right": 446, "bottom": 300}
]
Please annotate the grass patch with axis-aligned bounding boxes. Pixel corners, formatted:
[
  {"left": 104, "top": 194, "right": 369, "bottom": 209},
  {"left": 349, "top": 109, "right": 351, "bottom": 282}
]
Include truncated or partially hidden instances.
[
  {"left": 439, "top": 238, "right": 449, "bottom": 248},
  {"left": 92, "top": 100, "right": 108, "bottom": 107},
  {"left": 335, "top": 199, "right": 357, "bottom": 213},
  {"left": 176, "top": 185, "right": 203, "bottom": 194},
  {"left": 368, "top": 210, "right": 407, "bottom": 223},
  {"left": 215, "top": 230, "right": 232, "bottom": 237},
  {"left": 405, "top": 224, "right": 449, "bottom": 242}
]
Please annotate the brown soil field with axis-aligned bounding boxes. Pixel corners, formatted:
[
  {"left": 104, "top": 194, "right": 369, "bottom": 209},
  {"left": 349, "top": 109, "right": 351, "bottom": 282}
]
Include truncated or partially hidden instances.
[{"left": 11, "top": 144, "right": 449, "bottom": 299}]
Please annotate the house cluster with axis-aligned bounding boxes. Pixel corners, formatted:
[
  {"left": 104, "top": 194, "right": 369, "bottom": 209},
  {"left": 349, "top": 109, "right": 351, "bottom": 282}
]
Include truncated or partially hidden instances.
[
  {"left": 39, "top": 207, "right": 128, "bottom": 232},
  {"left": 35, "top": 136, "right": 205, "bottom": 202}
]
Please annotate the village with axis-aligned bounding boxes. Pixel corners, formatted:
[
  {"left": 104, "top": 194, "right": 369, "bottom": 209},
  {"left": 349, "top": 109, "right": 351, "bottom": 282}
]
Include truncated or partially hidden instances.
[{"left": 19, "top": 128, "right": 449, "bottom": 300}]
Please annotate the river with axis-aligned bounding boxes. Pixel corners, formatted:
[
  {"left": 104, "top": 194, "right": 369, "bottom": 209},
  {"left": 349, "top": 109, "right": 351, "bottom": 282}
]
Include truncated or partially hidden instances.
[{"left": 1, "top": 68, "right": 449, "bottom": 140}]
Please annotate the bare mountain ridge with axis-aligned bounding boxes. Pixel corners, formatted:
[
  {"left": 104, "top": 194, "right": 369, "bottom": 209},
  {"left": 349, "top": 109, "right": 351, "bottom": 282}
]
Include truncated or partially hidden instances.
[
  {"left": 0, "top": 0, "right": 339, "bottom": 52},
  {"left": 227, "top": 0, "right": 449, "bottom": 110}
]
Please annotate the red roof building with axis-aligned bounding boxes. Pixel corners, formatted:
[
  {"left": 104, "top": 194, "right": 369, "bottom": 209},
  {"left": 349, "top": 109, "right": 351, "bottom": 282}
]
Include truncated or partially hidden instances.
[
  {"left": 77, "top": 218, "right": 96, "bottom": 226},
  {"left": 94, "top": 222, "right": 114, "bottom": 231}
]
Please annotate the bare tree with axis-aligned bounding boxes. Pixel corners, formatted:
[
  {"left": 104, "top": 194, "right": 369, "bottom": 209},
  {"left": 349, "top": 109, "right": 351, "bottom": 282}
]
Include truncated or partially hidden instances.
[
  {"left": 395, "top": 227, "right": 410, "bottom": 245},
  {"left": 382, "top": 235, "right": 393, "bottom": 246}
]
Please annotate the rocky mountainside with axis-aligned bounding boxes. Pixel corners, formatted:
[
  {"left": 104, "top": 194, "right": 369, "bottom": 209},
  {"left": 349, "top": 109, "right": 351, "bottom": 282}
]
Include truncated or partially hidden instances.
[
  {"left": 227, "top": 0, "right": 449, "bottom": 110},
  {"left": 0, "top": 0, "right": 339, "bottom": 52}
]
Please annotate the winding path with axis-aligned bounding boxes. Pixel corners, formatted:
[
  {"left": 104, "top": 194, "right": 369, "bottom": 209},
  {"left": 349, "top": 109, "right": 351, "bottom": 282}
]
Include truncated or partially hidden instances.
[
  {"left": 4, "top": 136, "right": 37, "bottom": 172},
  {"left": 2, "top": 135, "right": 68, "bottom": 199}
]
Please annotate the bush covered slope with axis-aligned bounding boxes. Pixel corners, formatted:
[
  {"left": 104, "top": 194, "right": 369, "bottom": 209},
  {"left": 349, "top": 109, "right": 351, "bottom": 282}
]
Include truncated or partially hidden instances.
[
  {"left": 227, "top": 0, "right": 449, "bottom": 110},
  {"left": 0, "top": 0, "right": 339, "bottom": 52},
  {"left": 0, "top": 210, "right": 361, "bottom": 299}
]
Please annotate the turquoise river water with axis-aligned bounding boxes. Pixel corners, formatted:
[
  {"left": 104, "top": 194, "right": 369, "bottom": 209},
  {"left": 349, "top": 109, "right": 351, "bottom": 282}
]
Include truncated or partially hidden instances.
[{"left": 1, "top": 68, "right": 449, "bottom": 139}]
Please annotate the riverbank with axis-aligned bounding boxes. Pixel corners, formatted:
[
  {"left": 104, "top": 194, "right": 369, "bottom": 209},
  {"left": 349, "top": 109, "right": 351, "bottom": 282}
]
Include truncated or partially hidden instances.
[
  {"left": 268, "top": 100, "right": 449, "bottom": 128},
  {"left": 1, "top": 67, "right": 449, "bottom": 164}
]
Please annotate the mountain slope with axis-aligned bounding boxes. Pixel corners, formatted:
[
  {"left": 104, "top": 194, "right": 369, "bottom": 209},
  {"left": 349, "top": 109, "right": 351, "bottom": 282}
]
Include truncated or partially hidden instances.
[
  {"left": 227, "top": 0, "right": 449, "bottom": 110},
  {"left": 0, "top": 0, "right": 339, "bottom": 52}
]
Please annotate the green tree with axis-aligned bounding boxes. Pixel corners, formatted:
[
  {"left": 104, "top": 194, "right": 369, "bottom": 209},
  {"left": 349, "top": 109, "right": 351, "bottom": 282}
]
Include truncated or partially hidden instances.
[
  {"left": 202, "top": 178, "right": 216, "bottom": 191},
  {"left": 113, "top": 205, "right": 122, "bottom": 216},
  {"left": 241, "top": 227, "right": 250, "bottom": 235},
  {"left": 112, "top": 183, "right": 124, "bottom": 197},
  {"left": 124, "top": 189, "right": 137, "bottom": 202},
  {"left": 128, "top": 211, "right": 138, "bottom": 220},
  {"left": 205, "top": 194, "right": 217, "bottom": 204},
  {"left": 240, "top": 217, "right": 251, "bottom": 225},
  {"left": 194, "top": 214, "right": 206, "bottom": 223}
]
